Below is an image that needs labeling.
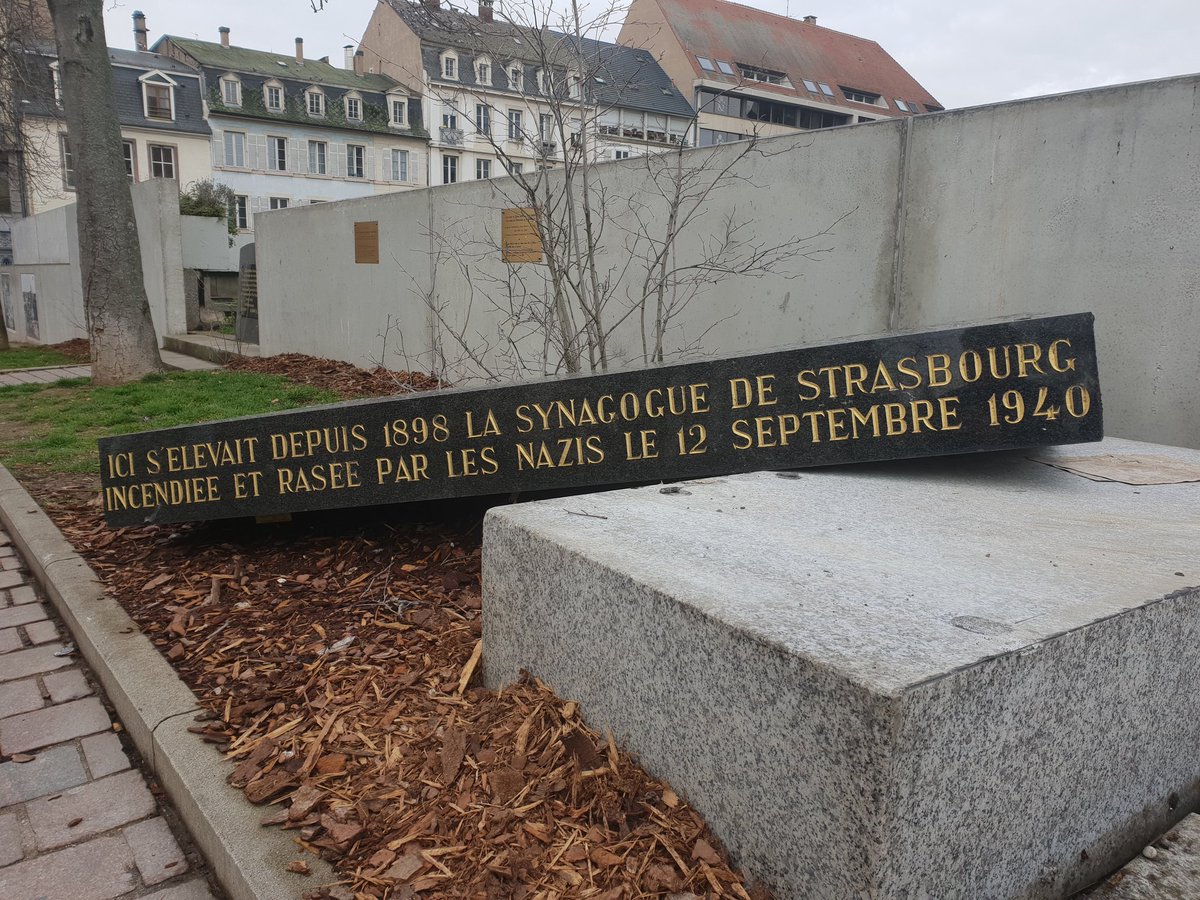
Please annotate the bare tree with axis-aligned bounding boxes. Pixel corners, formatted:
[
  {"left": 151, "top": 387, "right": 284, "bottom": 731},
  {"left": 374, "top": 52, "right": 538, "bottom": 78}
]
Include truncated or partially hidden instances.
[{"left": 46, "top": 0, "right": 163, "bottom": 382}]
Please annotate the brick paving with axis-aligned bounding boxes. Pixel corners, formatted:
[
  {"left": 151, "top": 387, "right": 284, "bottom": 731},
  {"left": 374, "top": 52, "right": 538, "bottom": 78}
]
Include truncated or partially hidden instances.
[{"left": 0, "top": 528, "right": 220, "bottom": 899}]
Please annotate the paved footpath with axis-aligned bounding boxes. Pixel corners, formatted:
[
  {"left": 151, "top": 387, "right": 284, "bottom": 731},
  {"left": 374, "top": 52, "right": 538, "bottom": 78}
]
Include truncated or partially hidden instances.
[
  {"left": 0, "top": 350, "right": 219, "bottom": 388},
  {"left": 0, "top": 527, "right": 221, "bottom": 900}
]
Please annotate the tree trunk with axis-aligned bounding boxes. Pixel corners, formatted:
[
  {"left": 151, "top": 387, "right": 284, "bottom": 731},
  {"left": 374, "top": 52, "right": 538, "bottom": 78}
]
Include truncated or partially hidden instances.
[{"left": 47, "top": 0, "right": 163, "bottom": 383}]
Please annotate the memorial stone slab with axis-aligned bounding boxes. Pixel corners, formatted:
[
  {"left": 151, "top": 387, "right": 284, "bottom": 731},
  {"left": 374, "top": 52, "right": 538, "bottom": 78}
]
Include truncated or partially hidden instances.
[{"left": 98, "top": 314, "right": 1101, "bottom": 526}]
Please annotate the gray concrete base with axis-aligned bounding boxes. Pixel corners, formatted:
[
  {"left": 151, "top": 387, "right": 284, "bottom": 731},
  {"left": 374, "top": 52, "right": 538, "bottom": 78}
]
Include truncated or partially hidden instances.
[
  {"left": 162, "top": 333, "right": 259, "bottom": 364},
  {"left": 0, "top": 464, "right": 331, "bottom": 900},
  {"left": 482, "top": 438, "right": 1200, "bottom": 900},
  {"left": 1081, "top": 813, "right": 1200, "bottom": 898}
]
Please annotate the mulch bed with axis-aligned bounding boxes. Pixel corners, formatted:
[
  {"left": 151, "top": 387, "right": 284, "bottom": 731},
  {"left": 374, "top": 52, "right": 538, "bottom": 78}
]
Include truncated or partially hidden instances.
[
  {"left": 225, "top": 354, "right": 443, "bottom": 399},
  {"left": 47, "top": 337, "right": 92, "bottom": 362},
  {"left": 26, "top": 352, "right": 769, "bottom": 900}
]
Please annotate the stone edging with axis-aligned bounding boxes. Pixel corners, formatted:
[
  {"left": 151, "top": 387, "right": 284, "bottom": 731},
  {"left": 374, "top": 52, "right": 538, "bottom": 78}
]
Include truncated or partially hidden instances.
[{"left": 0, "top": 464, "right": 333, "bottom": 900}]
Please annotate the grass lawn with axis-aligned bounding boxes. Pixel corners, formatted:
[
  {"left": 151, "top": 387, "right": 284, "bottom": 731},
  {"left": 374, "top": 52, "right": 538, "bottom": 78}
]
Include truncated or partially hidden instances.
[
  {"left": 0, "top": 370, "right": 338, "bottom": 475},
  {"left": 0, "top": 345, "right": 77, "bottom": 370}
]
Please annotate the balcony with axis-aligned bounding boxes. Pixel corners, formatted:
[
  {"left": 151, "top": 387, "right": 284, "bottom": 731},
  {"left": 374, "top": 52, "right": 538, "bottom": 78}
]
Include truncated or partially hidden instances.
[{"left": 439, "top": 127, "right": 464, "bottom": 147}]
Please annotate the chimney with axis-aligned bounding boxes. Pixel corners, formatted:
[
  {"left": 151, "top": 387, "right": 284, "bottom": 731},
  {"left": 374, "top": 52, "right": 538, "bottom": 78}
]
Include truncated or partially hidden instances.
[
  {"left": 295, "top": 37, "right": 304, "bottom": 64},
  {"left": 132, "top": 10, "right": 148, "bottom": 52},
  {"left": 219, "top": 26, "right": 230, "bottom": 48},
  {"left": 353, "top": 51, "right": 365, "bottom": 75},
  {"left": 803, "top": 14, "right": 817, "bottom": 24},
  {"left": 479, "top": 0, "right": 494, "bottom": 24},
  {"left": 343, "top": 44, "right": 354, "bottom": 69}
]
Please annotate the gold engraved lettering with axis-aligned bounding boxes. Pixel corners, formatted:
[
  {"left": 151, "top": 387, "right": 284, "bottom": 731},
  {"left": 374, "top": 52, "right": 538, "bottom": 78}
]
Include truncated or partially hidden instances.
[
  {"left": 1016, "top": 343, "right": 1046, "bottom": 378},
  {"left": 276, "top": 461, "right": 362, "bottom": 494},
  {"left": 465, "top": 409, "right": 501, "bottom": 439},
  {"left": 445, "top": 447, "right": 499, "bottom": 478},
  {"left": 843, "top": 364, "right": 868, "bottom": 397},
  {"left": 869, "top": 362, "right": 897, "bottom": 393},
  {"left": 375, "top": 453, "right": 430, "bottom": 483},
  {"left": 896, "top": 357, "right": 922, "bottom": 390},
  {"left": 926, "top": 354, "right": 952, "bottom": 388},
  {"left": 796, "top": 370, "right": 821, "bottom": 401},
  {"left": 623, "top": 429, "right": 658, "bottom": 460},
  {"left": 233, "top": 471, "right": 263, "bottom": 499},
  {"left": 850, "top": 405, "right": 882, "bottom": 439},
  {"left": 1048, "top": 339, "right": 1076, "bottom": 373},
  {"left": 987, "top": 346, "right": 1012, "bottom": 380},
  {"left": 958, "top": 351, "right": 983, "bottom": 383},
  {"left": 731, "top": 419, "right": 754, "bottom": 450}
]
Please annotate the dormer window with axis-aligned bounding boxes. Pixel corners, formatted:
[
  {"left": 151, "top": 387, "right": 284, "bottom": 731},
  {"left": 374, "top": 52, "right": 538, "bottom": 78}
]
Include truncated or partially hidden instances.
[
  {"left": 264, "top": 81, "right": 284, "bottom": 112},
  {"left": 220, "top": 74, "right": 241, "bottom": 107},
  {"left": 441, "top": 51, "right": 459, "bottom": 80},
  {"left": 508, "top": 66, "right": 523, "bottom": 92},
  {"left": 388, "top": 93, "right": 408, "bottom": 127},
  {"left": 568, "top": 70, "right": 581, "bottom": 99},
  {"left": 476, "top": 56, "right": 491, "bottom": 86},
  {"left": 344, "top": 92, "right": 362, "bottom": 121},
  {"left": 139, "top": 71, "right": 177, "bottom": 120},
  {"left": 535, "top": 68, "right": 546, "bottom": 93},
  {"left": 306, "top": 88, "right": 325, "bottom": 117}
]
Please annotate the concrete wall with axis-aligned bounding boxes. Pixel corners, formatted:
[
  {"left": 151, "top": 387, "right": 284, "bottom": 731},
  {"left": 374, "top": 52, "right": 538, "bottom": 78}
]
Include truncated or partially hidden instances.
[
  {"left": 1, "top": 179, "right": 189, "bottom": 344},
  {"left": 255, "top": 74, "right": 1200, "bottom": 448},
  {"left": 180, "top": 215, "right": 251, "bottom": 272}
]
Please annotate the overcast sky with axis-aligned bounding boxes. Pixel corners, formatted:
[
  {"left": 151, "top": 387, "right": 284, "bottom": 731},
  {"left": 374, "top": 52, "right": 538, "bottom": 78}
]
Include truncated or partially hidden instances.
[{"left": 102, "top": 0, "right": 1200, "bottom": 109}]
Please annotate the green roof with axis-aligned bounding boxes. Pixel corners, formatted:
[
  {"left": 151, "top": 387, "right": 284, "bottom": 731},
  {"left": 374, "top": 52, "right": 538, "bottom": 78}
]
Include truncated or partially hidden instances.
[{"left": 161, "top": 37, "right": 401, "bottom": 93}]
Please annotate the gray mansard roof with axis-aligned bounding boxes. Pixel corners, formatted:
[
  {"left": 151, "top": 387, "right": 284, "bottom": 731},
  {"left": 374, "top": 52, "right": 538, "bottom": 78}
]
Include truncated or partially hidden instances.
[
  {"left": 109, "top": 49, "right": 209, "bottom": 135},
  {"left": 19, "top": 46, "right": 209, "bottom": 135},
  {"left": 389, "top": 0, "right": 694, "bottom": 119}
]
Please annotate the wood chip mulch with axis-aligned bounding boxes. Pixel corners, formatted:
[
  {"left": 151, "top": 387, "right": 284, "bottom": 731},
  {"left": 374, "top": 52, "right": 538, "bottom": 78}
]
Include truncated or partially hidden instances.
[
  {"left": 225, "top": 354, "right": 443, "bottom": 399},
  {"left": 46, "top": 337, "right": 92, "bottom": 362},
  {"left": 26, "top": 349, "right": 769, "bottom": 900},
  {"left": 47, "top": 503, "right": 768, "bottom": 900}
]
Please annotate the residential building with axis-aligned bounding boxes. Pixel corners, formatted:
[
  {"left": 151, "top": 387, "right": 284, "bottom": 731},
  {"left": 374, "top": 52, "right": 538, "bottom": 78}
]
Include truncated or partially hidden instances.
[
  {"left": 153, "top": 26, "right": 429, "bottom": 231},
  {"left": 6, "top": 40, "right": 210, "bottom": 219},
  {"left": 618, "top": 0, "right": 942, "bottom": 147},
  {"left": 358, "top": 0, "right": 695, "bottom": 186}
]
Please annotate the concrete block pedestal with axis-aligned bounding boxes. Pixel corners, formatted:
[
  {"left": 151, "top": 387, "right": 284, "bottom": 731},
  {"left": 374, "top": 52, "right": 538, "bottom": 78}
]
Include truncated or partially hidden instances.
[{"left": 482, "top": 438, "right": 1200, "bottom": 899}]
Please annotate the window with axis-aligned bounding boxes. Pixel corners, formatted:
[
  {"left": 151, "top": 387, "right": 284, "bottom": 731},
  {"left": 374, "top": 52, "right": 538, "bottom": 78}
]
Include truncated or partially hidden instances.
[
  {"left": 442, "top": 111, "right": 458, "bottom": 130},
  {"left": 223, "top": 131, "right": 245, "bottom": 167},
  {"left": 149, "top": 144, "right": 175, "bottom": 179},
  {"left": 509, "top": 161, "right": 523, "bottom": 175},
  {"left": 698, "top": 128, "right": 746, "bottom": 147},
  {"left": 696, "top": 56, "right": 715, "bottom": 72},
  {"left": 232, "top": 195, "right": 248, "bottom": 230},
  {"left": 717, "top": 60, "right": 735, "bottom": 76},
  {"left": 347, "top": 144, "right": 365, "bottom": 178},
  {"left": 802, "top": 79, "right": 819, "bottom": 93},
  {"left": 390, "top": 149, "right": 409, "bottom": 181},
  {"left": 818, "top": 82, "right": 834, "bottom": 97},
  {"left": 122, "top": 141, "right": 136, "bottom": 180},
  {"left": 269, "top": 197, "right": 289, "bottom": 210},
  {"left": 507, "top": 109, "right": 523, "bottom": 140},
  {"left": 390, "top": 97, "right": 407, "bottom": 127},
  {"left": 50, "top": 62, "right": 61, "bottom": 106},
  {"left": 539, "top": 113, "right": 553, "bottom": 141},
  {"left": 614, "top": 149, "right": 631, "bottom": 160},
  {"left": 476, "top": 59, "right": 491, "bottom": 85},
  {"left": 265, "top": 85, "right": 283, "bottom": 111},
  {"left": 509, "top": 66, "right": 522, "bottom": 92},
  {"left": 739, "top": 64, "right": 786, "bottom": 85},
  {"left": 443, "top": 154, "right": 458, "bottom": 184},
  {"left": 475, "top": 103, "right": 490, "bottom": 135},
  {"left": 306, "top": 90, "right": 325, "bottom": 117},
  {"left": 535, "top": 69, "right": 547, "bottom": 94},
  {"left": 476, "top": 159, "right": 491, "bottom": 179},
  {"left": 442, "top": 52, "right": 458, "bottom": 80},
  {"left": 621, "top": 110, "right": 644, "bottom": 139},
  {"left": 895, "top": 99, "right": 910, "bottom": 112},
  {"left": 144, "top": 82, "right": 173, "bottom": 120},
  {"left": 308, "top": 140, "right": 327, "bottom": 175},
  {"left": 696, "top": 89, "right": 849, "bottom": 130},
  {"left": 841, "top": 87, "right": 880, "bottom": 105},
  {"left": 269, "top": 136, "right": 287, "bottom": 171},
  {"left": 59, "top": 134, "right": 74, "bottom": 190},
  {"left": 345, "top": 96, "right": 362, "bottom": 120},
  {"left": 221, "top": 77, "right": 241, "bottom": 107}
]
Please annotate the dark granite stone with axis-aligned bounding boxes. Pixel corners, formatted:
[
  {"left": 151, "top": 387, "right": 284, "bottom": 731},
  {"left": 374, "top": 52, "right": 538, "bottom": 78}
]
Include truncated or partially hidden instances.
[{"left": 98, "top": 313, "right": 1102, "bottom": 526}]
